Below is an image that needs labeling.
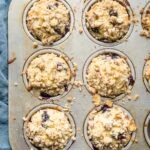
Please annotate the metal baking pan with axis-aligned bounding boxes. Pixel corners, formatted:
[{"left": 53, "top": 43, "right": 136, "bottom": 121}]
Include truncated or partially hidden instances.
[{"left": 8, "top": 0, "right": 150, "bottom": 149}]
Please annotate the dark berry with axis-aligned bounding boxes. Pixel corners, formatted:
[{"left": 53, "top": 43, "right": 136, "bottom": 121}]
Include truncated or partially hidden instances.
[
  {"left": 54, "top": 28, "right": 62, "bottom": 35},
  {"left": 109, "top": 9, "right": 118, "bottom": 17},
  {"left": 92, "top": 145, "right": 99, "bottom": 150},
  {"left": 64, "top": 84, "right": 68, "bottom": 91},
  {"left": 100, "top": 104, "right": 110, "bottom": 113},
  {"left": 55, "top": 2, "right": 59, "bottom": 7},
  {"left": 118, "top": 133, "right": 125, "bottom": 141},
  {"left": 42, "top": 111, "right": 49, "bottom": 122},
  {"left": 91, "top": 27, "right": 99, "bottom": 33},
  {"left": 128, "top": 75, "right": 135, "bottom": 86},
  {"left": 65, "top": 25, "right": 70, "bottom": 33},
  {"left": 40, "top": 92, "right": 51, "bottom": 99},
  {"left": 57, "top": 62, "right": 62, "bottom": 67}
]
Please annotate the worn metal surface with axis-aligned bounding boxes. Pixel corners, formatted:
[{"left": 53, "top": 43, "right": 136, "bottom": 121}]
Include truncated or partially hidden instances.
[{"left": 9, "top": 0, "right": 150, "bottom": 149}]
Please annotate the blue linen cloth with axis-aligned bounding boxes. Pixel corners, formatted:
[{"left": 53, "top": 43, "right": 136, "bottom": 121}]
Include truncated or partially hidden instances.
[{"left": 0, "top": 0, "right": 11, "bottom": 149}]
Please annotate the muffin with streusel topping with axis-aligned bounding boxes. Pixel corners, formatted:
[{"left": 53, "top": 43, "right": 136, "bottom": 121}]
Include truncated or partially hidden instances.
[
  {"left": 26, "top": 53, "right": 72, "bottom": 97},
  {"left": 85, "top": 0, "right": 130, "bottom": 42},
  {"left": 25, "top": 108, "right": 74, "bottom": 149},
  {"left": 86, "top": 53, "right": 134, "bottom": 97},
  {"left": 141, "top": 6, "right": 150, "bottom": 38},
  {"left": 87, "top": 101, "right": 136, "bottom": 150},
  {"left": 26, "top": 0, "right": 71, "bottom": 45}
]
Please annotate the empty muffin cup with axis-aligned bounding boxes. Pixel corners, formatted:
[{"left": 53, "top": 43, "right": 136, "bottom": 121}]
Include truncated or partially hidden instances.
[
  {"left": 83, "top": 102, "right": 137, "bottom": 150},
  {"left": 83, "top": 49, "right": 135, "bottom": 100},
  {"left": 23, "top": 0, "right": 74, "bottom": 46},
  {"left": 82, "top": 0, "right": 133, "bottom": 46},
  {"left": 141, "top": 2, "right": 150, "bottom": 38},
  {"left": 23, "top": 103, "right": 76, "bottom": 150},
  {"left": 22, "top": 48, "right": 75, "bottom": 100},
  {"left": 144, "top": 113, "right": 150, "bottom": 147}
]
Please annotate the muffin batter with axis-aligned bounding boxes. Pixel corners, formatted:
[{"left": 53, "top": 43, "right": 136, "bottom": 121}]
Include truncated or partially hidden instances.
[
  {"left": 27, "top": 53, "right": 71, "bottom": 97},
  {"left": 85, "top": 0, "right": 130, "bottom": 42},
  {"left": 25, "top": 108, "right": 73, "bottom": 149},
  {"left": 26, "top": 0, "right": 70, "bottom": 45},
  {"left": 86, "top": 53, "right": 134, "bottom": 97},
  {"left": 141, "top": 6, "right": 150, "bottom": 38},
  {"left": 145, "top": 59, "right": 150, "bottom": 86},
  {"left": 87, "top": 103, "right": 136, "bottom": 150}
]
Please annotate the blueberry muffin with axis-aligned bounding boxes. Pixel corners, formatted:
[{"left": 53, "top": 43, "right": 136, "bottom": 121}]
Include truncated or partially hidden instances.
[
  {"left": 85, "top": 0, "right": 130, "bottom": 42},
  {"left": 26, "top": 0, "right": 70, "bottom": 45},
  {"left": 25, "top": 108, "right": 73, "bottom": 149},
  {"left": 141, "top": 6, "right": 150, "bottom": 38},
  {"left": 87, "top": 101, "right": 136, "bottom": 150},
  {"left": 26, "top": 53, "right": 72, "bottom": 97},
  {"left": 86, "top": 53, "right": 134, "bottom": 97}
]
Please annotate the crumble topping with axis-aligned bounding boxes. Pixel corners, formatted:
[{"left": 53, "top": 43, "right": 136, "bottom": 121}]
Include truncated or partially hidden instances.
[
  {"left": 85, "top": 0, "right": 130, "bottom": 42},
  {"left": 87, "top": 102, "right": 136, "bottom": 150},
  {"left": 141, "top": 6, "right": 150, "bottom": 38},
  {"left": 86, "top": 53, "right": 134, "bottom": 97},
  {"left": 25, "top": 108, "right": 73, "bottom": 149},
  {"left": 26, "top": 0, "right": 70, "bottom": 45},
  {"left": 26, "top": 53, "right": 72, "bottom": 97}
]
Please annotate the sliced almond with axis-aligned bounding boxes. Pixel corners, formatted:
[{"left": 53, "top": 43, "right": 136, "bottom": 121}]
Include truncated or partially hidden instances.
[
  {"left": 92, "top": 94, "right": 101, "bottom": 106},
  {"left": 105, "top": 100, "right": 113, "bottom": 108},
  {"left": 129, "top": 122, "right": 137, "bottom": 132}
]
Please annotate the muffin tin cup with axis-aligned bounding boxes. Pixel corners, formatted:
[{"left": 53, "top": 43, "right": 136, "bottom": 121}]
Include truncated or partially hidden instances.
[
  {"left": 82, "top": 48, "right": 136, "bottom": 101},
  {"left": 83, "top": 104, "right": 136, "bottom": 150},
  {"left": 22, "top": 48, "right": 75, "bottom": 101},
  {"left": 23, "top": 103, "right": 76, "bottom": 150},
  {"left": 23, "top": 0, "right": 75, "bottom": 46},
  {"left": 144, "top": 113, "right": 150, "bottom": 147},
  {"left": 82, "top": 0, "right": 134, "bottom": 47}
]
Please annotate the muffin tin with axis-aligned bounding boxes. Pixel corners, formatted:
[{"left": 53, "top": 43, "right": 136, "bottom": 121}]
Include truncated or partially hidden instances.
[{"left": 8, "top": 0, "right": 150, "bottom": 149}]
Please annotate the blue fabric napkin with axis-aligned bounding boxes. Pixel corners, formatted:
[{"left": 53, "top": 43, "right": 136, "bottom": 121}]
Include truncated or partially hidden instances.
[{"left": 0, "top": 0, "right": 11, "bottom": 149}]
